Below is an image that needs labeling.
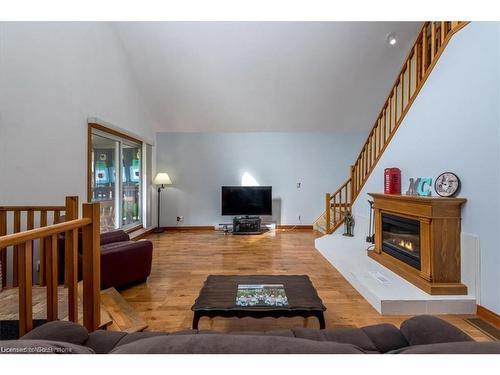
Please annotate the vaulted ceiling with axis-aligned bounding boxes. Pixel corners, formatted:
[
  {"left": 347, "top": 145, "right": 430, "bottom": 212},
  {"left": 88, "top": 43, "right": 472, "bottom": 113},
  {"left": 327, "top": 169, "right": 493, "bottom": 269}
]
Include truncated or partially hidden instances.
[{"left": 113, "top": 22, "right": 422, "bottom": 132}]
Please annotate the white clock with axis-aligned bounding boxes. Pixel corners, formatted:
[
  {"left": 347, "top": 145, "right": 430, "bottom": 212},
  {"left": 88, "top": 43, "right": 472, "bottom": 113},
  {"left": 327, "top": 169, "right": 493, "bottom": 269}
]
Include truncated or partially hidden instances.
[{"left": 434, "top": 172, "right": 460, "bottom": 197}]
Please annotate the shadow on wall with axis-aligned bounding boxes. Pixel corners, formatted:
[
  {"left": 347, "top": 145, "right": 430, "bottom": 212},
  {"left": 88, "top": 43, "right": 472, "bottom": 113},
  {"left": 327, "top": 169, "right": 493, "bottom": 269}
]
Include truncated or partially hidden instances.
[
  {"left": 272, "top": 198, "right": 281, "bottom": 225},
  {"left": 261, "top": 198, "right": 281, "bottom": 225}
]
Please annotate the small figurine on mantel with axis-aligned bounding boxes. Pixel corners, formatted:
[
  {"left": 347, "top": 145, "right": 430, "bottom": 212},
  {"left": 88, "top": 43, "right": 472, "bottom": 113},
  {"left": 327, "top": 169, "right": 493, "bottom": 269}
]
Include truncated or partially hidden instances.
[
  {"left": 343, "top": 209, "right": 355, "bottom": 237},
  {"left": 406, "top": 177, "right": 432, "bottom": 196}
]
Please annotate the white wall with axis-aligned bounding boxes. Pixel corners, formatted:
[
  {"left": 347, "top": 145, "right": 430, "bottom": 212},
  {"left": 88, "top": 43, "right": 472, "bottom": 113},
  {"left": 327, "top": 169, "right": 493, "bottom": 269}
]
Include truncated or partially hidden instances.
[
  {"left": 351, "top": 22, "right": 500, "bottom": 314},
  {"left": 113, "top": 22, "right": 421, "bottom": 133},
  {"left": 156, "top": 132, "right": 364, "bottom": 226},
  {"left": 0, "top": 22, "right": 155, "bottom": 206}
]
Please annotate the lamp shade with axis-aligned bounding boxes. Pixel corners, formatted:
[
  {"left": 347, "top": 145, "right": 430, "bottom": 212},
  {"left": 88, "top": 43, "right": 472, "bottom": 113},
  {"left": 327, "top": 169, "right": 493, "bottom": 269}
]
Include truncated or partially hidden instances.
[{"left": 153, "top": 172, "right": 172, "bottom": 185}]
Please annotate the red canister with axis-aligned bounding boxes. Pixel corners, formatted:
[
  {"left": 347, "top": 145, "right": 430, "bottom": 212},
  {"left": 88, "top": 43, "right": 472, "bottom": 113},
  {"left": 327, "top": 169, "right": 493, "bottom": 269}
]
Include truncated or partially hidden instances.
[{"left": 384, "top": 168, "right": 401, "bottom": 194}]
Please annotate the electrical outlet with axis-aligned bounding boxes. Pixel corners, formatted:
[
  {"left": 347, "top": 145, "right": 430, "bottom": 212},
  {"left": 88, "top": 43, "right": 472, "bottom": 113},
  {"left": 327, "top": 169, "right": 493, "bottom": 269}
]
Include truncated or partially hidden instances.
[
  {"left": 296, "top": 182, "right": 301, "bottom": 189},
  {"left": 298, "top": 215, "right": 302, "bottom": 223},
  {"left": 177, "top": 216, "right": 184, "bottom": 223}
]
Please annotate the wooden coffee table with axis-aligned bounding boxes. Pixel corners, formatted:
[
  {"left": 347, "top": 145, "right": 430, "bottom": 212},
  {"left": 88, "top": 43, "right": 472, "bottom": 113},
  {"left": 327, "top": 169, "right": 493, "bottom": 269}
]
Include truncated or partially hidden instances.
[{"left": 191, "top": 275, "right": 326, "bottom": 329}]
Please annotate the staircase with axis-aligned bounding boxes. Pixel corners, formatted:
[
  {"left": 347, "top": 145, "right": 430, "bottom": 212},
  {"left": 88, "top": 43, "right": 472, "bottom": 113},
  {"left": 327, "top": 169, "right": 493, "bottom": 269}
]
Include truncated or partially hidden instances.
[
  {"left": 313, "top": 21, "right": 468, "bottom": 234},
  {"left": 0, "top": 284, "right": 147, "bottom": 334}
]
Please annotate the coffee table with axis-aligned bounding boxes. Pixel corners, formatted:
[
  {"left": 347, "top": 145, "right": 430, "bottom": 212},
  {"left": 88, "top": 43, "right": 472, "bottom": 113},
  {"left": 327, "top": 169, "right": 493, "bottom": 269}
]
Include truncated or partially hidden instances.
[{"left": 191, "top": 275, "right": 326, "bottom": 329}]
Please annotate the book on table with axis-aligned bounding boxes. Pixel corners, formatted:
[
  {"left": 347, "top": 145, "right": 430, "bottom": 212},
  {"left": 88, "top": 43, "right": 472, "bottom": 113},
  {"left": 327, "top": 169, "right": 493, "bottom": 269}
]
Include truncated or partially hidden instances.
[{"left": 235, "top": 284, "right": 288, "bottom": 307}]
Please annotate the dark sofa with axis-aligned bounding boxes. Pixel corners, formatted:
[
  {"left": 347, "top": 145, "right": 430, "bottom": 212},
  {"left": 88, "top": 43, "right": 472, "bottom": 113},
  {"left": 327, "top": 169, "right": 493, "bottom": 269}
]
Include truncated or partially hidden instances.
[
  {"left": 1, "top": 315, "right": 499, "bottom": 354},
  {"left": 58, "top": 229, "right": 153, "bottom": 289}
]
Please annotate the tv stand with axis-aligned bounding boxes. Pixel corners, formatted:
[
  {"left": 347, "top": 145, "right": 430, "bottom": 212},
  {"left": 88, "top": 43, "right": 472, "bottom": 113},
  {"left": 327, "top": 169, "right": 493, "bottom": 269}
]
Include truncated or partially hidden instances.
[{"left": 233, "top": 216, "right": 262, "bottom": 235}]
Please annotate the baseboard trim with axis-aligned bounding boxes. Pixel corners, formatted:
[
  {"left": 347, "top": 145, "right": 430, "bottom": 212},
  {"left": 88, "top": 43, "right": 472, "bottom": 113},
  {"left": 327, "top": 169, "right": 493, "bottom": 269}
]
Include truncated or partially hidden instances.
[
  {"left": 162, "top": 226, "right": 215, "bottom": 231},
  {"left": 477, "top": 305, "right": 500, "bottom": 328},
  {"left": 276, "top": 225, "right": 313, "bottom": 230},
  {"left": 159, "top": 224, "right": 313, "bottom": 231}
]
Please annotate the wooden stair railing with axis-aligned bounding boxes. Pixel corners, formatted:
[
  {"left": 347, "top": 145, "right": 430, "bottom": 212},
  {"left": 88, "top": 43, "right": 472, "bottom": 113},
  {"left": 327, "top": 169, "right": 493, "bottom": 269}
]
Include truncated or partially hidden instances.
[
  {"left": 0, "top": 203, "right": 65, "bottom": 288},
  {"left": 314, "top": 21, "right": 469, "bottom": 234},
  {"left": 324, "top": 179, "right": 352, "bottom": 234},
  {"left": 0, "top": 198, "right": 101, "bottom": 336}
]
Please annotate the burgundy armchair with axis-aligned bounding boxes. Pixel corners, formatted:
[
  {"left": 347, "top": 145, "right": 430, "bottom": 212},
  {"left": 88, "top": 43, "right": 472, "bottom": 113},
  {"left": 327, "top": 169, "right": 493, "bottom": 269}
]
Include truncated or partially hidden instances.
[
  {"left": 57, "top": 229, "right": 153, "bottom": 290},
  {"left": 99, "top": 230, "right": 153, "bottom": 289}
]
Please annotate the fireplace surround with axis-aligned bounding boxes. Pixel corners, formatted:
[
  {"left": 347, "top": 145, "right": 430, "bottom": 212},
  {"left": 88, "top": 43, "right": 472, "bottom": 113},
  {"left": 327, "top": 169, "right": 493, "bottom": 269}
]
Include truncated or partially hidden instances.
[{"left": 368, "top": 193, "right": 467, "bottom": 295}]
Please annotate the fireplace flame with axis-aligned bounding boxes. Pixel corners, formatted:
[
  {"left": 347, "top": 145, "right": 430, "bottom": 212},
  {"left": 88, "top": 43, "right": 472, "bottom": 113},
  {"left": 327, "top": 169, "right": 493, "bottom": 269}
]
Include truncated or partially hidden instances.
[{"left": 398, "top": 240, "right": 414, "bottom": 251}]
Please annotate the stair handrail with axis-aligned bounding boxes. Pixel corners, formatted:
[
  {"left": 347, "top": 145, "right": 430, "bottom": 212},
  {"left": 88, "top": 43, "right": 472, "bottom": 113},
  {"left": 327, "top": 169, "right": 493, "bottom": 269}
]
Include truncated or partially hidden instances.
[
  {"left": 325, "top": 178, "right": 352, "bottom": 233},
  {"left": 317, "top": 21, "right": 468, "bottom": 234},
  {"left": 350, "top": 21, "right": 468, "bottom": 200},
  {"left": 0, "top": 204, "right": 65, "bottom": 288}
]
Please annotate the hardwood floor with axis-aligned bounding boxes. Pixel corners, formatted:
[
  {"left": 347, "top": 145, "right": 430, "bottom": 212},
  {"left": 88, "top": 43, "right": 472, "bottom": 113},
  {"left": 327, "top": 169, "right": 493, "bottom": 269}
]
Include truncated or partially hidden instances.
[{"left": 121, "top": 229, "right": 491, "bottom": 340}]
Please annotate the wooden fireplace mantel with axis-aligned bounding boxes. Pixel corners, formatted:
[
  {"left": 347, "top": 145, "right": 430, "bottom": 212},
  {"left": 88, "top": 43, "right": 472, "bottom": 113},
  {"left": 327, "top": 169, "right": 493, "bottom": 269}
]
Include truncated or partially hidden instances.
[{"left": 368, "top": 193, "right": 467, "bottom": 295}]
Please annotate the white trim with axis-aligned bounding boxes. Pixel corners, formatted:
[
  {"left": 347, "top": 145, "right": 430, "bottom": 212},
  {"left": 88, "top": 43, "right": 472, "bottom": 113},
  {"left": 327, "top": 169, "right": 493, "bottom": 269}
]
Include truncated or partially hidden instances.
[
  {"left": 90, "top": 123, "right": 145, "bottom": 230},
  {"left": 87, "top": 117, "right": 155, "bottom": 146}
]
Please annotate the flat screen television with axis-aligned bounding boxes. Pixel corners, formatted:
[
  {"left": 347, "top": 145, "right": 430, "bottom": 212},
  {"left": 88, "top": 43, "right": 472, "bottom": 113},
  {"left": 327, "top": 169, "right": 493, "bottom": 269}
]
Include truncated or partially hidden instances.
[{"left": 221, "top": 186, "right": 272, "bottom": 216}]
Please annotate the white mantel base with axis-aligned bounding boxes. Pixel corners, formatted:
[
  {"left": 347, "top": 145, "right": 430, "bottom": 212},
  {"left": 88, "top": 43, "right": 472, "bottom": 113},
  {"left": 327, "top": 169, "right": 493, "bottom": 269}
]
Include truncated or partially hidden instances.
[{"left": 315, "top": 229, "right": 477, "bottom": 315}]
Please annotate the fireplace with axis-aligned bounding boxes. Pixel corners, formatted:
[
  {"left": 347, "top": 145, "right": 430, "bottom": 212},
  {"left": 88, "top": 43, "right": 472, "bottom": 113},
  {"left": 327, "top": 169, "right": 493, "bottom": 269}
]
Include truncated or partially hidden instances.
[
  {"left": 368, "top": 193, "right": 467, "bottom": 295},
  {"left": 382, "top": 214, "right": 420, "bottom": 270}
]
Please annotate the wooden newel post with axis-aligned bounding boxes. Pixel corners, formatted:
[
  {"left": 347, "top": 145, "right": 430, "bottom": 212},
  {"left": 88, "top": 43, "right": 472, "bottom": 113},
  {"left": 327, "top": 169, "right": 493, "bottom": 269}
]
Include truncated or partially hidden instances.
[
  {"left": 0, "top": 210, "right": 7, "bottom": 288},
  {"left": 82, "top": 202, "right": 101, "bottom": 332},
  {"left": 325, "top": 193, "right": 331, "bottom": 234},
  {"left": 64, "top": 196, "right": 79, "bottom": 322}
]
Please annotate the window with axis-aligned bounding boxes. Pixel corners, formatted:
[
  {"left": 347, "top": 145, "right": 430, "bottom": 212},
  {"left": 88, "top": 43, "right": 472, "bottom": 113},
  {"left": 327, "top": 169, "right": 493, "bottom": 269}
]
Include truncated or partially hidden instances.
[{"left": 88, "top": 123, "right": 143, "bottom": 232}]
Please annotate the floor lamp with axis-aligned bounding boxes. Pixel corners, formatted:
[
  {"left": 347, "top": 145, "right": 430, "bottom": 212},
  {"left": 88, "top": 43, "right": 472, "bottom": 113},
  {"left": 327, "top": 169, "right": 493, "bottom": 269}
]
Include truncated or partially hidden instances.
[{"left": 153, "top": 172, "right": 172, "bottom": 233}]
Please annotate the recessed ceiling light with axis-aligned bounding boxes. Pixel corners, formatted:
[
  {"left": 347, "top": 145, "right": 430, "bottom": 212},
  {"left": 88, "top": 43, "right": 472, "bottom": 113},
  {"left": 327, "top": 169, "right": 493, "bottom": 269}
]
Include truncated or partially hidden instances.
[{"left": 386, "top": 33, "right": 397, "bottom": 46}]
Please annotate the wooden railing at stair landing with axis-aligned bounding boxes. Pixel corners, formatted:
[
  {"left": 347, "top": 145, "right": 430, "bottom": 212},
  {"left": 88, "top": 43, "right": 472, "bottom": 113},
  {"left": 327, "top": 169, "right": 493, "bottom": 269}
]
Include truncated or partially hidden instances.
[
  {"left": 0, "top": 203, "right": 65, "bottom": 288},
  {"left": 0, "top": 197, "right": 101, "bottom": 336},
  {"left": 319, "top": 21, "right": 469, "bottom": 234},
  {"left": 324, "top": 179, "right": 352, "bottom": 234}
]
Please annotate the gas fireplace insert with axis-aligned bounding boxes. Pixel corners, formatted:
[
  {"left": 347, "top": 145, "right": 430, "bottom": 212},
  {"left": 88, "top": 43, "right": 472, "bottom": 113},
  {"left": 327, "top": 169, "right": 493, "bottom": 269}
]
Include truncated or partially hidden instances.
[{"left": 381, "top": 213, "right": 421, "bottom": 270}]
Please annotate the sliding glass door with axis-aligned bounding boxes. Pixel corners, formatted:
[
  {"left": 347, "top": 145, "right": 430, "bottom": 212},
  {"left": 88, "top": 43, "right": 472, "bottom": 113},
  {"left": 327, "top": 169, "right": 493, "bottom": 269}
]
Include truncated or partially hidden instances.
[
  {"left": 90, "top": 133, "right": 120, "bottom": 232},
  {"left": 121, "top": 142, "right": 142, "bottom": 228},
  {"left": 89, "top": 124, "right": 143, "bottom": 232}
]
